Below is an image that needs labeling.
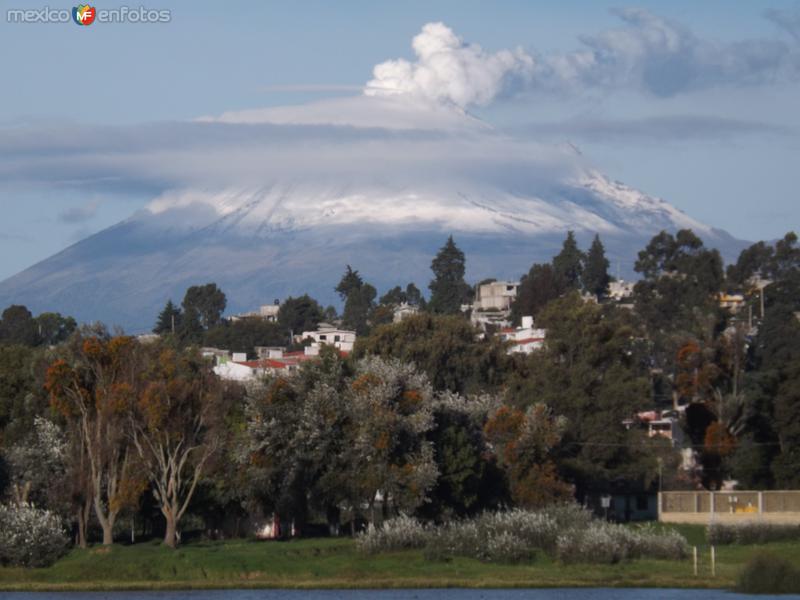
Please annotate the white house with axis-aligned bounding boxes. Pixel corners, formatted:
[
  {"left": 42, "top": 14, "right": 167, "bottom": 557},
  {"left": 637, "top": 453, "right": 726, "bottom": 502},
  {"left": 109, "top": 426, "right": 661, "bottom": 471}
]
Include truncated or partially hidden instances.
[
  {"left": 499, "top": 316, "right": 546, "bottom": 354},
  {"left": 300, "top": 325, "right": 356, "bottom": 352},
  {"left": 470, "top": 280, "right": 519, "bottom": 330},
  {"left": 229, "top": 299, "right": 281, "bottom": 322},
  {"left": 393, "top": 302, "right": 420, "bottom": 323},
  {"left": 608, "top": 280, "right": 634, "bottom": 301},
  {"left": 474, "top": 280, "right": 518, "bottom": 311}
]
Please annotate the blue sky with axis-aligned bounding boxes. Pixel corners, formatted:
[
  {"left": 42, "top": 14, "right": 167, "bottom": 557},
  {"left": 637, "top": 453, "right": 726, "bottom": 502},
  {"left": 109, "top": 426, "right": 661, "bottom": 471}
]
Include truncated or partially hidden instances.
[{"left": 1, "top": 0, "right": 799, "bottom": 281}]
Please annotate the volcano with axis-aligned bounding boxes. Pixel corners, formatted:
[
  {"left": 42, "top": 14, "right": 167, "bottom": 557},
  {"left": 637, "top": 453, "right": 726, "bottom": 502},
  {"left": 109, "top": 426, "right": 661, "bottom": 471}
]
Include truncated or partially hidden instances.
[{"left": 0, "top": 96, "right": 744, "bottom": 331}]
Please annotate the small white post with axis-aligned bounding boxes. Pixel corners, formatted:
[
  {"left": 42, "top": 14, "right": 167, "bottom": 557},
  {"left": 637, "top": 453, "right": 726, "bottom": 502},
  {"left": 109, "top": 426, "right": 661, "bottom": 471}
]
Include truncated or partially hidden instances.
[
  {"left": 693, "top": 546, "right": 698, "bottom": 576},
  {"left": 711, "top": 545, "right": 716, "bottom": 577}
]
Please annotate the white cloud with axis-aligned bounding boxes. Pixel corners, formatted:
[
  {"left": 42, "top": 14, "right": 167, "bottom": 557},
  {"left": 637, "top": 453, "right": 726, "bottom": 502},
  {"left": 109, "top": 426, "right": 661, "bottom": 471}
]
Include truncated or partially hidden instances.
[
  {"left": 363, "top": 11, "right": 800, "bottom": 107},
  {"left": 365, "top": 22, "right": 535, "bottom": 108}
]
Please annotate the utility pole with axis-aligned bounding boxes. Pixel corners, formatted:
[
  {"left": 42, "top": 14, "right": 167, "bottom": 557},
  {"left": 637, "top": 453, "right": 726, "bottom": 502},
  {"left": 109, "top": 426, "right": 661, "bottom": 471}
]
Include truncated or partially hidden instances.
[
  {"left": 760, "top": 285, "right": 765, "bottom": 319},
  {"left": 171, "top": 314, "right": 175, "bottom": 335}
]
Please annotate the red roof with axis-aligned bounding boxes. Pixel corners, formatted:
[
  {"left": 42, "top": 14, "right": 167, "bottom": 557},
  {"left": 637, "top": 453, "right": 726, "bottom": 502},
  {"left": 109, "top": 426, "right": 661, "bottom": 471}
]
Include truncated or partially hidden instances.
[
  {"left": 511, "top": 337, "right": 545, "bottom": 345},
  {"left": 234, "top": 348, "right": 349, "bottom": 370},
  {"left": 236, "top": 359, "right": 292, "bottom": 370}
]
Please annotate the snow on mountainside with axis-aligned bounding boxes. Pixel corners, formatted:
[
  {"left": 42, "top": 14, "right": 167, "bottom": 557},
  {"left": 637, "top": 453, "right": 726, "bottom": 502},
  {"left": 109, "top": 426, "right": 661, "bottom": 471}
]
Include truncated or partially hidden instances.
[{"left": 0, "top": 96, "right": 745, "bottom": 332}]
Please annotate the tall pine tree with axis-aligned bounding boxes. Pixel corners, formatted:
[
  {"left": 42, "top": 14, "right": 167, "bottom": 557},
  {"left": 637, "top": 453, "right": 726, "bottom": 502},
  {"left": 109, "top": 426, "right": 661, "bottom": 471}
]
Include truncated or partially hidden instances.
[
  {"left": 154, "top": 300, "right": 181, "bottom": 335},
  {"left": 428, "top": 236, "right": 470, "bottom": 315},
  {"left": 336, "top": 266, "right": 376, "bottom": 336},
  {"left": 583, "top": 234, "right": 611, "bottom": 300},
  {"left": 552, "top": 231, "right": 585, "bottom": 290}
]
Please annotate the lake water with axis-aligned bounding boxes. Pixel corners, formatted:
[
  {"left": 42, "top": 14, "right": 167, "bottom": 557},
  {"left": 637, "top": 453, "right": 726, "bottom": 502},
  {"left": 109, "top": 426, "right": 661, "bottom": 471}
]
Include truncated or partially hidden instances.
[{"left": 1, "top": 590, "right": 797, "bottom": 600}]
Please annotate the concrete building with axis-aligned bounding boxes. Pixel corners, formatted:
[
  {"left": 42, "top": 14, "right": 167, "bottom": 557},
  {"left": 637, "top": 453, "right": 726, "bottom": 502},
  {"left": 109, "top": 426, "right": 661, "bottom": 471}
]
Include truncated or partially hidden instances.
[
  {"left": 718, "top": 292, "right": 746, "bottom": 313},
  {"left": 499, "top": 316, "right": 546, "bottom": 354},
  {"left": 201, "top": 347, "right": 231, "bottom": 362},
  {"left": 474, "top": 280, "right": 518, "bottom": 311},
  {"left": 470, "top": 280, "right": 519, "bottom": 330},
  {"left": 608, "top": 280, "right": 634, "bottom": 301},
  {"left": 254, "top": 346, "right": 288, "bottom": 360},
  {"left": 393, "top": 302, "right": 420, "bottom": 323},
  {"left": 300, "top": 325, "right": 356, "bottom": 352},
  {"left": 230, "top": 299, "right": 281, "bottom": 322}
]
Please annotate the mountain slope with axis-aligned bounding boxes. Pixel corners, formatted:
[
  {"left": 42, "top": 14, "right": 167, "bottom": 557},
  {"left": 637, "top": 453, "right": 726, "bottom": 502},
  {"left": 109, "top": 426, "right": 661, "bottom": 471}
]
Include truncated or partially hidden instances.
[{"left": 0, "top": 168, "right": 744, "bottom": 332}]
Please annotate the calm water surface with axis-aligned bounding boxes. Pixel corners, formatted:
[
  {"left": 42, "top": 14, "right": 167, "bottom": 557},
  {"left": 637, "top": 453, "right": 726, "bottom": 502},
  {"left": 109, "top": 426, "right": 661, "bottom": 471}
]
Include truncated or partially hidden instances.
[{"left": 1, "top": 590, "right": 798, "bottom": 599}]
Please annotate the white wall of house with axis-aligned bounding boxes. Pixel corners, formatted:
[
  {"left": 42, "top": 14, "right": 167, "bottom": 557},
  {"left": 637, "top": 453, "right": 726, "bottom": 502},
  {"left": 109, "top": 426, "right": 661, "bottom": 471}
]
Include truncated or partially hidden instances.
[
  {"left": 475, "top": 281, "right": 518, "bottom": 311},
  {"left": 500, "top": 316, "right": 546, "bottom": 354},
  {"left": 213, "top": 361, "right": 256, "bottom": 382},
  {"left": 301, "top": 327, "right": 357, "bottom": 352}
]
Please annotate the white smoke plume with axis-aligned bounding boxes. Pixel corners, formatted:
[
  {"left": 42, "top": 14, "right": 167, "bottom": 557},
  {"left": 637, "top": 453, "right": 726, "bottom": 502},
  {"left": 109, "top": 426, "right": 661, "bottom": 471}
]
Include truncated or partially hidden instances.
[
  {"left": 364, "top": 22, "right": 535, "bottom": 108},
  {"left": 365, "top": 13, "right": 800, "bottom": 107}
]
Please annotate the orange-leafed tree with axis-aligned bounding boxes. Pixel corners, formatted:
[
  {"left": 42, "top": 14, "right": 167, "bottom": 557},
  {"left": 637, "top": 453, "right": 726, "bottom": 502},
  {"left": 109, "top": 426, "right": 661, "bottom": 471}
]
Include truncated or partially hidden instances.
[
  {"left": 484, "top": 403, "right": 572, "bottom": 508},
  {"left": 129, "top": 345, "right": 228, "bottom": 548},
  {"left": 45, "top": 335, "right": 141, "bottom": 546}
]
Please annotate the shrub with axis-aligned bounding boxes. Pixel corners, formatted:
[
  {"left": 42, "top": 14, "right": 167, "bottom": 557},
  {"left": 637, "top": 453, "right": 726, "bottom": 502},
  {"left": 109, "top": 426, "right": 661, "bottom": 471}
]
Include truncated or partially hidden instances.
[
  {"left": 627, "top": 524, "right": 689, "bottom": 560},
  {"left": 556, "top": 522, "right": 631, "bottom": 564},
  {"left": 483, "top": 531, "right": 535, "bottom": 563},
  {"left": 358, "top": 505, "right": 687, "bottom": 565},
  {"left": 708, "top": 522, "right": 800, "bottom": 546},
  {"left": 556, "top": 522, "right": 688, "bottom": 564},
  {"left": 355, "top": 515, "right": 428, "bottom": 554},
  {"left": 0, "top": 504, "right": 70, "bottom": 567},
  {"left": 736, "top": 551, "right": 800, "bottom": 594}
]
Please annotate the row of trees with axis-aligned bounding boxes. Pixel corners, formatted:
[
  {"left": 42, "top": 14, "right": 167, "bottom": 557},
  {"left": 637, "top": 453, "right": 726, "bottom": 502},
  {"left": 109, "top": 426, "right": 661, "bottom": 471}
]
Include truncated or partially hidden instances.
[
  {"left": 4, "top": 327, "right": 233, "bottom": 547},
  {"left": 1, "top": 228, "right": 799, "bottom": 553}
]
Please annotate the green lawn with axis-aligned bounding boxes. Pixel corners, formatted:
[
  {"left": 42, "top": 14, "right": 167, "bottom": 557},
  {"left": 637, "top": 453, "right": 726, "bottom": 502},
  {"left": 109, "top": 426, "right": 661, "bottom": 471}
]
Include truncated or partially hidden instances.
[{"left": 1, "top": 525, "right": 798, "bottom": 591}]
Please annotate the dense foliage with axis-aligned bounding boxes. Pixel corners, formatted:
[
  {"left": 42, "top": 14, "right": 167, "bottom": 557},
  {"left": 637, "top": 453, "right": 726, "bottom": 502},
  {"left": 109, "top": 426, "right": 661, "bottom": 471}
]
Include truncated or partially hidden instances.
[
  {"left": 1, "top": 228, "right": 799, "bottom": 560},
  {"left": 0, "top": 503, "right": 69, "bottom": 567}
]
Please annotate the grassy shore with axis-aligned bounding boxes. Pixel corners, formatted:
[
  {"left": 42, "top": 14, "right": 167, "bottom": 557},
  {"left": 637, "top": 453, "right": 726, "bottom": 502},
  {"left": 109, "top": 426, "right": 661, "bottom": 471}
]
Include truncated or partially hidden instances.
[{"left": 0, "top": 524, "right": 798, "bottom": 591}]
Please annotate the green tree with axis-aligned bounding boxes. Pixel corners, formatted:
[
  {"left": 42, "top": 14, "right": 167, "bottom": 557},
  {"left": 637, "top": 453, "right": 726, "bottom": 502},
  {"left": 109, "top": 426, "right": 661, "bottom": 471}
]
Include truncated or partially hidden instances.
[
  {"left": 731, "top": 267, "right": 800, "bottom": 488},
  {"left": 177, "top": 306, "right": 204, "bottom": 345},
  {"left": 182, "top": 283, "right": 227, "bottom": 330},
  {"left": 336, "top": 266, "right": 376, "bottom": 336},
  {"left": 203, "top": 318, "right": 285, "bottom": 357},
  {"left": 510, "top": 263, "right": 565, "bottom": 324},
  {"left": 277, "top": 295, "right": 324, "bottom": 336},
  {"left": 420, "top": 393, "right": 507, "bottom": 519},
  {"left": 506, "top": 294, "right": 654, "bottom": 496},
  {"left": 342, "top": 357, "right": 438, "bottom": 521},
  {"left": 153, "top": 300, "right": 181, "bottom": 335},
  {"left": 354, "top": 314, "right": 508, "bottom": 394},
  {"left": 405, "top": 283, "right": 425, "bottom": 307},
  {"left": 428, "top": 236, "right": 471, "bottom": 315},
  {"left": 0, "top": 345, "right": 46, "bottom": 444},
  {"left": 0, "top": 305, "right": 39, "bottom": 346},
  {"left": 335, "top": 265, "right": 363, "bottom": 300},
  {"left": 238, "top": 346, "right": 351, "bottom": 534},
  {"left": 379, "top": 286, "right": 407, "bottom": 307},
  {"left": 552, "top": 231, "right": 585, "bottom": 290},
  {"left": 34, "top": 313, "right": 76, "bottom": 346},
  {"left": 583, "top": 234, "right": 611, "bottom": 300},
  {"left": 726, "top": 240, "right": 775, "bottom": 287},
  {"left": 633, "top": 229, "right": 724, "bottom": 369}
]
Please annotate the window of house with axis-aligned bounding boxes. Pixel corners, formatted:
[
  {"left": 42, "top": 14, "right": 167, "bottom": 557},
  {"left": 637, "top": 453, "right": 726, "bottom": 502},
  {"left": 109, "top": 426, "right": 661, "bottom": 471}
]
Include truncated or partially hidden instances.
[
  {"left": 636, "top": 495, "right": 649, "bottom": 511},
  {"left": 319, "top": 335, "right": 327, "bottom": 340}
]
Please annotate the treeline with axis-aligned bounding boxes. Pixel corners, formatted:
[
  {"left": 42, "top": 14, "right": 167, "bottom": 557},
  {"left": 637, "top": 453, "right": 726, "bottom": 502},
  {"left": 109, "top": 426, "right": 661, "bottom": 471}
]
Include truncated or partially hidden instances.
[{"left": 0, "top": 229, "right": 798, "bottom": 558}]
